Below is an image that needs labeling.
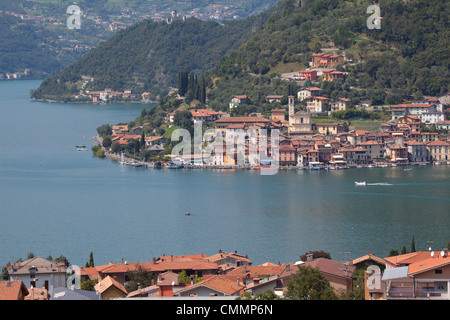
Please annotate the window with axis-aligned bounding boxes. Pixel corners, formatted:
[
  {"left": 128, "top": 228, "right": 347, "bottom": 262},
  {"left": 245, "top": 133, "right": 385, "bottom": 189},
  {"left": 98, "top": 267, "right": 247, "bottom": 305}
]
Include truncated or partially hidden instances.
[{"left": 435, "top": 269, "right": 443, "bottom": 274}]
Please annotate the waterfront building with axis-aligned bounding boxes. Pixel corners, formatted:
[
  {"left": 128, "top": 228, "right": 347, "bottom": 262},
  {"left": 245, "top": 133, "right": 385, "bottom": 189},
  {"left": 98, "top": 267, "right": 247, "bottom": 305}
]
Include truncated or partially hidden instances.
[
  {"left": 338, "top": 147, "right": 369, "bottom": 165},
  {"left": 358, "top": 140, "right": 385, "bottom": 160},
  {"left": 406, "top": 140, "right": 429, "bottom": 162},
  {"left": 427, "top": 139, "right": 450, "bottom": 162},
  {"left": 388, "top": 145, "right": 409, "bottom": 164}
]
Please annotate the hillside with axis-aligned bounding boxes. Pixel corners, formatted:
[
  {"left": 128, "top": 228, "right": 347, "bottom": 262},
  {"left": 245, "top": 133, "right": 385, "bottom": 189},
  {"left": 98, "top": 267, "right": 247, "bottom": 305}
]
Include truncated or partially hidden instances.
[
  {"left": 205, "top": 0, "right": 449, "bottom": 110},
  {"left": 0, "top": 0, "right": 278, "bottom": 79},
  {"left": 31, "top": 14, "right": 269, "bottom": 100},
  {"left": 0, "top": 13, "right": 63, "bottom": 77},
  {"left": 32, "top": 0, "right": 449, "bottom": 105}
]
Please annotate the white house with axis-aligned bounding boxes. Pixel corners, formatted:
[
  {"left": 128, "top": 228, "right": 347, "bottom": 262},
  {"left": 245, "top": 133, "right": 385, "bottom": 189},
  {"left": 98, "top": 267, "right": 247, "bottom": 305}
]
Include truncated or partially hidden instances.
[{"left": 7, "top": 257, "right": 68, "bottom": 293}]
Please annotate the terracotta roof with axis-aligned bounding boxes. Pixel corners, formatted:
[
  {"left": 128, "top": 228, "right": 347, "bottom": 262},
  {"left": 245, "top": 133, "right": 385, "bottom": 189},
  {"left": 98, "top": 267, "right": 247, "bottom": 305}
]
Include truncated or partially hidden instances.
[
  {"left": 157, "top": 272, "right": 180, "bottom": 286},
  {"left": 7, "top": 257, "right": 66, "bottom": 276},
  {"left": 384, "top": 251, "right": 436, "bottom": 266},
  {"left": 408, "top": 255, "right": 450, "bottom": 276},
  {"left": 94, "top": 276, "right": 127, "bottom": 295},
  {"left": 279, "top": 145, "right": 296, "bottom": 152},
  {"left": 227, "top": 265, "right": 286, "bottom": 278},
  {"left": 304, "top": 258, "right": 356, "bottom": 279},
  {"left": 352, "top": 252, "right": 395, "bottom": 267},
  {"left": 207, "top": 252, "right": 252, "bottom": 264},
  {"left": 0, "top": 281, "right": 29, "bottom": 300},
  {"left": 176, "top": 275, "right": 245, "bottom": 296},
  {"left": 358, "top": 141, "right": 383, "bottom": 145},
  {"left": 215, "top": 116, "right": 270, "bottom": 123},
  {"left": 427, "top": 139, "right": 450, "bottom": 146}
]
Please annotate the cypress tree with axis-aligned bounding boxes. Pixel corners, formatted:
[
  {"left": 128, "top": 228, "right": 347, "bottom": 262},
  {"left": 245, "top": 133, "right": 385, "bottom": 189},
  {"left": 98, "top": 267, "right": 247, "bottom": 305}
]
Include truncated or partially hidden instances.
[
  {"left": 89, "top": 252, "right": 94, "bottom": 267},
  {"left": 411, "top": 236, "right": 416, "bottom": 253}
]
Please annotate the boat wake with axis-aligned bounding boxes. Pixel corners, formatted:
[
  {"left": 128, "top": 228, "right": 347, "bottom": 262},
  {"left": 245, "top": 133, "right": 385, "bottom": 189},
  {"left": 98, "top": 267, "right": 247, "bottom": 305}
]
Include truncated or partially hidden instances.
[{"left": 366, "top": 182, "right": 393, "bottom": 186}]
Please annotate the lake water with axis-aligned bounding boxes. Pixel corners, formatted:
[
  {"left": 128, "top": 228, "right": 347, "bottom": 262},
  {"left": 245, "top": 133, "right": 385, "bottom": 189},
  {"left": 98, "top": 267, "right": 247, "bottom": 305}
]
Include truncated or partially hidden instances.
[{"left": 0, "top": 80, "right": 449, "bottom": 268}]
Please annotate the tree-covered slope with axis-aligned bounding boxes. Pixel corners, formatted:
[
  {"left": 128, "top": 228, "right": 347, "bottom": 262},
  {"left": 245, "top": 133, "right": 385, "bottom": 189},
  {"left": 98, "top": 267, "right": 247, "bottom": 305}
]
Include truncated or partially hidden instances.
[
  {"left": 0, "top": 13, "right": 63, "bottom": 76},
  {"left": 206, "top": 0, "right": 449, "bottom": 110},
  {"left": 31, "top": 15, "right": 269, "bottom": 100}
]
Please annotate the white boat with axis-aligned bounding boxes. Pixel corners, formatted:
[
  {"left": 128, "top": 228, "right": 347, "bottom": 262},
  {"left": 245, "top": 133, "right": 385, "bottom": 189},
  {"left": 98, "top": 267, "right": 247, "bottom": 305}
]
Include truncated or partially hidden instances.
[{"left": 355, "top": 181, "right": 366, "bottom": 186}]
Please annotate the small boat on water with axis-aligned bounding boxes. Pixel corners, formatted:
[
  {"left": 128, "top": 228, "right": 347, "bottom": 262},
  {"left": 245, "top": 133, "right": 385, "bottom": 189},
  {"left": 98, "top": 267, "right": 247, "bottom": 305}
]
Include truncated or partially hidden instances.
[
  {"left": 185, "top": 211, "right": 191, "bottom": 215},
  {"left": 404, "top": 168, "right": 413, "bottom": 171},
  {"left": 355, "top": 181, "right": 366, "bottom": 186},
  {"left": 76, "top": 145, "right": 87, "bottom": 151}
]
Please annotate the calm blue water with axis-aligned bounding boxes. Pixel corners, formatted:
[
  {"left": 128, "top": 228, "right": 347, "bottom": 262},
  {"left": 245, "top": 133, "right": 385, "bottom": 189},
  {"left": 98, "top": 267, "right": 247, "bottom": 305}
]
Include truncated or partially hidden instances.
[{"left": 0, "top": 80, "right": 449, "bottom": 267}]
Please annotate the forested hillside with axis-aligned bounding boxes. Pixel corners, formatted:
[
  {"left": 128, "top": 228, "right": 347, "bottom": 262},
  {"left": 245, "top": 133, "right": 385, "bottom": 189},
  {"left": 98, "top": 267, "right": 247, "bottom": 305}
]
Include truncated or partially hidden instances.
[
  {"left": 206, "top": 0, "right": 449, "bottom": 110},
  {"left": 0, "top": 13, "right": 63, "bottom": 76},
  {"left": 31, "top": 14, "right": 269, "bottom": 100}
]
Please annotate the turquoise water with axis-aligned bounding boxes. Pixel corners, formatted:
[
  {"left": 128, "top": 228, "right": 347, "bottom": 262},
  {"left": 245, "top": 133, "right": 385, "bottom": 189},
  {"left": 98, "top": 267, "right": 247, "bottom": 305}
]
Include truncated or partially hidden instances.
[{"left": 0, "top": 80, "right": 449, "bottom": 267}]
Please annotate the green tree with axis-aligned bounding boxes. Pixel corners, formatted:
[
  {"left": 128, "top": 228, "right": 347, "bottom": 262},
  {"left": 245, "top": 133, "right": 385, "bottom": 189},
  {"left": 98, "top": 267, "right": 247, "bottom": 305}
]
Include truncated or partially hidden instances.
[
  {"left": 286, "top": 265, "right": 337, "bottom": 300},
  {"left": 401, "top": 246, "right": 408, "bottom": 254},
  {"left": 237, "top": 290, "right": 281, "bottom": 300},
  {"left": 389, "top": 249, "right": 399, "bottom": 256},
  {"left": 88, "top": 252, "right": 94, "bottom": 267},
  {"left": 97, "top": 124, "right": 112, "bottom": 137},
  {"left": 178, "top": 270, "right": 191, "bottom": 284},
  {"left": 80, "top": 279, "right": 98, "bottom": 291},
  {"left": 102, "top": 136, "right": 112, "bottom": 149},
  {"left": 411, "top": 236, "right": 416, "bottom": 253},
  {"left": 173, "top": 110, "right": 193, "bottom": 130},
  {"left": 125, "top": 264, "right": 155, "bottom": 293}
]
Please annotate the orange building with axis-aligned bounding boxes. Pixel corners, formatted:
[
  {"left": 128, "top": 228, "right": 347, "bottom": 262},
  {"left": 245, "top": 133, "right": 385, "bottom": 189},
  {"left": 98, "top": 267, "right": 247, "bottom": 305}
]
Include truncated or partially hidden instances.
[
  {"left": 322, "top": 69, "right": 347, "bottom": 81},
  {"left": 312, "top": 53, "right": 344, "bottom": 68}
]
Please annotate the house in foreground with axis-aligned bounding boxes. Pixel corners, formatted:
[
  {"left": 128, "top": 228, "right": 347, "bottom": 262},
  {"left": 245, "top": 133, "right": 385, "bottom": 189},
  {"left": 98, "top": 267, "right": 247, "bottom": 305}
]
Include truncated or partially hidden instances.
[
  {"left": 382, "top": 250, "right": 450, "bottom": 300},
  {"left": 0, "top": 281, "right": 29, "bottom": 300}
]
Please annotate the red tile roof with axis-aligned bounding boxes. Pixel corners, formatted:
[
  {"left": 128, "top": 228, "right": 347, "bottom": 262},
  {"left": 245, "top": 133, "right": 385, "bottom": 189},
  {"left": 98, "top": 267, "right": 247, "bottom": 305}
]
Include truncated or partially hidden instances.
[
  {"left": 176, "top": 275, "right": 245, "bottom": 296},
  {"left": 0, "top": 281, "right": 29, "bottom": 300}
]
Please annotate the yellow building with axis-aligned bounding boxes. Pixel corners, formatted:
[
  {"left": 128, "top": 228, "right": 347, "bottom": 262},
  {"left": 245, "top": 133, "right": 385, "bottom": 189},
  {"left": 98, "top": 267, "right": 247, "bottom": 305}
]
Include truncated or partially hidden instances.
[
  {"left": 427, "top": 139, "right": 450, "bottom": 162},
  {"left": 94, "top": 276, "right": 128, "bottom": 300}
]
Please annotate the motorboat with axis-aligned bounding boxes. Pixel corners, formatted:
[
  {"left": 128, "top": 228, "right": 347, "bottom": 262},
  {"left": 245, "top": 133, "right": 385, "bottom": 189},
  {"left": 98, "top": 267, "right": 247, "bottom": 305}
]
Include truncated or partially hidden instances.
[{"left": 355, "top": 181, "right": 366, "bottom": 186}]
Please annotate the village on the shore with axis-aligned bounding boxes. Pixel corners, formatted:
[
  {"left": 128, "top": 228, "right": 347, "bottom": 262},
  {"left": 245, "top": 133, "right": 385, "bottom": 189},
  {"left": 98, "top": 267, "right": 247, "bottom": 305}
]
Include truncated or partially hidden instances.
[
  {"left": 2, "top": 247, "right": 450, "bottom": 300},
  {"left": 93, "top": 92, "right": 450, "bottom": 171},
  {"left": 86, "top": 52, "right": 450, "bottom": 170}
]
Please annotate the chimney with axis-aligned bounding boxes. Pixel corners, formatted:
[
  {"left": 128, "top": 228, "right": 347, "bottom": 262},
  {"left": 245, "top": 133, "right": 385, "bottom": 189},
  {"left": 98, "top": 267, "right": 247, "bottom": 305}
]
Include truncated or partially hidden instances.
[
  {"left": 306, "top": 253, "right": 313, "bottom": 262},
  {"left": 443, "top": 248, "right": 448, "bottom": 258},
  {"left": 286, "top": 264, "right": 290, "bottom": 272},
  {"left": 171, "top": 255, "right": 173, "bottom": 262},
  {"left": 237, "top": 277, "right": 240, "bottom": 286},
  {"left": 253, "top": 278, "right": 260, "bottom": 285},
  {"left": 152, "top": 257, "right": 156, "bottom": 263}
]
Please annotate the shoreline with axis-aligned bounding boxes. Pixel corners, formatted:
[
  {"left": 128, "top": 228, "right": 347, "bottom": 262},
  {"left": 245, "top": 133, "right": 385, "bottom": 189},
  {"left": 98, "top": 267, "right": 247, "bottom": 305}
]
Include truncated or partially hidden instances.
[{"left": 92, "top": 136, "right": 447, "bottom": 171}]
